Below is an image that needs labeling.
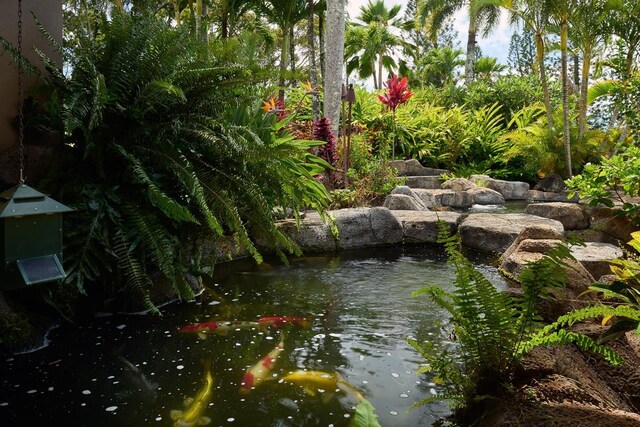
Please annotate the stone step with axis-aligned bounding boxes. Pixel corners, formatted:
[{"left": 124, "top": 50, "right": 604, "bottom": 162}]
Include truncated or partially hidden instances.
[{"left": 405, "top": 176, "right": 442, "bottom": 189}]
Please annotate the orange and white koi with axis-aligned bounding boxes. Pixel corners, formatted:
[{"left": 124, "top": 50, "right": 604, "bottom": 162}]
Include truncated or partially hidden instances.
[
  {"left": 178, "top": 321, "right": 261, "bottom": 339},
  {"left": 257, "top": 316, "right": 312, "bottom": 330},
  {"left": 239, "top": 333, "right": 285, "bottom": 394}
]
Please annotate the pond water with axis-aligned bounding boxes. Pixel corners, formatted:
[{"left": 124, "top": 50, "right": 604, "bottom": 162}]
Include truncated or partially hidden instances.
[{"left": 0, "top": 245, "right": 506, "bottom": 427}]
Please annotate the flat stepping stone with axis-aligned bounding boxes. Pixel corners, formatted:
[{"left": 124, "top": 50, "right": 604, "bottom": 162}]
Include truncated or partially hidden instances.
[
  {"left": 570, "top": 242, "right": 623, "bottom": 280},
  {"left": 525, "top": 202, "right": 589, "bottom": 230},
  {"left": 405, "top": 176, "right": 442, "bottom": 189},
  {"left": 460, "top": 213, "right": 565, "bottom": 253}
]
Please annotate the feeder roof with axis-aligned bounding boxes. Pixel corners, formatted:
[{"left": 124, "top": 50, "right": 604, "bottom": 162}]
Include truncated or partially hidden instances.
[{"left": 0, "top": 184, "right": 73, "bottom": 218}]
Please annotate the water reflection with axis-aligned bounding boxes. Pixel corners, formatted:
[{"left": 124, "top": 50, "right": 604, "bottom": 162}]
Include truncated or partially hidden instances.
[{"left": 0, "top": 245, "right": 505, "bottom": 426}]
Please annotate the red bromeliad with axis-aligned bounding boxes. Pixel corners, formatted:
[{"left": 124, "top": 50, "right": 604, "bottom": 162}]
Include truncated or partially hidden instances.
[{"left": 378, "top": 75, "right": 413, "bottom": 112}]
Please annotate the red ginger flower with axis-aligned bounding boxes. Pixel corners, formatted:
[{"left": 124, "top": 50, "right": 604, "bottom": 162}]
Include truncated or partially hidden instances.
[
  {"left": 313, "top": 116, "right": 338, "bottom": 167},
  {"left": 378, "top": 75, "right": 413, "bottom": 112}
]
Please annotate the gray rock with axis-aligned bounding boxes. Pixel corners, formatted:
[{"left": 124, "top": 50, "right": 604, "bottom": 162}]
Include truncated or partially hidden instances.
[
  {"left": 467, "top": 187, "right": 505, "bottom": 205},
  {"left": 370, "top": 207, "right": 404, "bottom": 244},
  {"left": 526, "top": 190, "right": 579, "bottom": 202},
  {"left": 570, "top": 242, "right": 623, "bottom": 280},
  {"left": 333, "top": 208, "right": 403, "bottom": 249},
  {"left": 460, "top": 213, "right": 565, "bottom": 253},
  {"left": 276, "top": 211, "right": 337, "bottom": 253},
  {"left": 441, "top": 178, "right": 476, "bottom": 192},
  {"left": 586, "top": 207, "right": 636, "bottom": 243},
  {"left": 501, "top": 226, "right": 567, "bottom": 261},
  {"left": 391, "top": 210, "right": 461, "bottom": 243},
  {"left": 525, "top": 202, "right": 590, "bottom": 230},
  {"left": 533, "top": 173, "right": 567, "bottom": 193},
  {"left": 470, "top": 174, "right": 530, "bottom": 200},
  {"left": 424, "top": 189, "right": 473, "bottom": 208},
  {"left": 412, "top": 189, "right": 438, "bottom": 209},
  {"left": 383, "top": 194, "right": 426, "bottom": 211},
  {"left": 405, "top": 176, "right": 442, "bottom": 189}
]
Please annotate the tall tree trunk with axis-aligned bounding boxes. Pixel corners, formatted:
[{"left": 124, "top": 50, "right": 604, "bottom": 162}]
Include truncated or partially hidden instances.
[
  {"left": 561, "top": 21, "right": 572, "bottom": 178},
  {"left": 290, "top": 26, "right": 296, "bottom": 85},
  {"left": 377, "top": 55, "right": 383, "bottom": 90},
  {"left": 195, "top": 0, "right": 202, "bottom": 40},
  {"left": 573, "top": 52, "right": 580, "bottom": 95},
  {"left": 465, "top": 15, "right": 477, "bottom": 85},
  {"left": 536, "top": 31, "right": 554, "bottom": 130},
  {"left": 221, "top": 13, "right": 228, "bottom": 38},
  {"left": 577, "top": 49, "right": 591, "bottom": 143},
  {"left": 324, "top": 0, "right": 345, "bottom": 135},
  {"left": 319, "top": 10, "right": 325, "bottom": 81},
  {"left": 279, "top": 27, "right": 290, "bottom": 100},
  {"left": 172, "top": 0, "right": 181, "bottom": 26},
  {"left": 308, "top": 0, "right": 320, "bottom": 120}
]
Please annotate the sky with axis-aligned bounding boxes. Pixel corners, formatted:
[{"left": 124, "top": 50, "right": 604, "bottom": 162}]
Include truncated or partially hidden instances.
[{"left": 345, "top": 0, "right": 516, "bottom": 66}]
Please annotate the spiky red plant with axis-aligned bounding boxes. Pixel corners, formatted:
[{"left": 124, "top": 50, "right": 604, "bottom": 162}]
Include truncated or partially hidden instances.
[
  {"left": 313, "top": 116, "right": 338, "bottom": 167},
  {"left": 378, "top": 75, "right": 414, "bottom": 112}
]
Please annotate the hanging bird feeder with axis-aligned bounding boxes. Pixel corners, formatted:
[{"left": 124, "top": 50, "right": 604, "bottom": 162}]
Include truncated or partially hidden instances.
[
  {"left": 0, "top": 0, "right": 73, "bottom": 290},
  {"left": 0, "top": 185, "right": 72, "bottom": 289}
]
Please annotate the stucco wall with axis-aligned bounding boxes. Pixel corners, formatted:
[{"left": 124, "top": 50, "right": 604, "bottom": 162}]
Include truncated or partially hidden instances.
[{"left": 0, "top": 0, "right": 62, "bottom": 186}]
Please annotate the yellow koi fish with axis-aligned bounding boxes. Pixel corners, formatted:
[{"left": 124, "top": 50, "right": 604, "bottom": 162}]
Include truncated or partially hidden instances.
[
  {"left": 240, "top": 333, "right": 285, "bottom": 394},
  {"left": 171, "top": 361, "right": 214, "bottom": 427},
  {"left": 278, "top": 370, "right": 364, "bottom": 402}
]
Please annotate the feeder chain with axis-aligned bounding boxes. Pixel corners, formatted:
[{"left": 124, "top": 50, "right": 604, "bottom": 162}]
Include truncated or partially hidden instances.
[{"left": 17, "top": 0, "right": 25, "bottom": 184}]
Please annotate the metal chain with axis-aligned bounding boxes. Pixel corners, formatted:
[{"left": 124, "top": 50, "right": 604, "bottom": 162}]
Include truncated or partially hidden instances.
[{"left": 17, "top": 0, "right": 25, "bottom": 184}]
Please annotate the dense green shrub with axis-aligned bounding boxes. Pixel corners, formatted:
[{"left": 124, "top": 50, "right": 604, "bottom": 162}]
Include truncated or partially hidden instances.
[{"left": 30, "top": 13, "right": 331, "bottom": 312}]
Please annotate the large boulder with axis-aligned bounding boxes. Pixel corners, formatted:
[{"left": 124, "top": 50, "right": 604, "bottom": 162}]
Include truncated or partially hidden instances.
[
  {"left": 388, "top": 159, "right": 448, "bottom": 176},
  {"left": 533, "top": 173, "right": 567, "bottom": 193},
  {"left": 383, "top": 194, "right": 426, "bottom": 211},
  {"left": 424, "top": 189, "right": 474, "bottom": 208},
  {"left": 391, "top": 211, "right": 461, "bottom": 243},
  {"left": 586, "top": 207, "right": 636, "bottom": 243},
  {"left": 333, "top": 207, "right": 403, "bottom": 249},
  {"left": 526, "top": 190, "right": 579, "bottom": 202},
  {"left": 411, "top": 189, "right": 438, "bottom": 209},
  {"left": 276, "top": 211, "right": 336, "bottom": 253},
  {"left": 460, "top": 213, "right": 565, "bottom": 253},
  {"left": 570, "top": 242, "right": 623, "bottom": 280},
  {"left": 524, "top": 202, "right": 590, "bottom": 230},
  {"left": 405, "top": 176, "right": 442, "bottom": 189},
  {"left": 441, "top": 177, "right": 476, "bottom": 192},
  {"left": 470, "top": 174, "right": 530, "bottom": 200},
  {"left": 467, "top": 187, "right": 505, "bottom": 205}
]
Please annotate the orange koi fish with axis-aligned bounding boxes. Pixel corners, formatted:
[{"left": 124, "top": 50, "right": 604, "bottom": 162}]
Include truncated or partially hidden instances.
[
  {"left": 239, "top": 333, "right": 285, "bottom": 394},
  {"left": 178, "top": 321, "right": 262, "bottom": 339},
  {"left": 257, "top": 316, "right": 312, "bottom": 329}
]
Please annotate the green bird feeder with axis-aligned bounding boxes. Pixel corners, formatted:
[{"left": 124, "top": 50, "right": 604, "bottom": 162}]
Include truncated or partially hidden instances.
[{"left": 0, "top": 184, "right": 73, "bottom": 290}]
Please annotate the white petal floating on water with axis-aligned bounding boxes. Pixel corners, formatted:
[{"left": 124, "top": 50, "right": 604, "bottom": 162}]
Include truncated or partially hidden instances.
[
  {"left": 329, "top": 333, "right": 341, "bottom": 338},
  {"left": 430, "top": 388, "right": 437, "bottom": 395},
  {"left": 208, "top": 301, "right": 220, "bottom": 306},
  {"left": 343, "top": 414, "right": 351, "bottom": 418},
  {"left": 82, "top": 390, "right": 91, "bottom": 395},
  {"left": 116, "top": 324, "right": 126, "bottom": 330},
  {"left": 391, "top": 373, "right": 399, "bottom": 378},
  {"left": 227, "top": 418, "right": 235, "bottom": 422},
  {"left": 0, "top": 403, "right": 8, "bottom": 406},
  {"left": 155, "top": 417, "right": 162, "bottom": 421},
  {"left": 105, "top": 406, "right": 118, "bottom": 412},
  {"left": 400, "top": 393, "right": 408, "bottom": 398},
  {"left": 265, "top": 336, "right": 273, "bottom": 341},
  {"left": 176, "top": 365, "right": 184, "bottom": 370},
  {"left": 361, "top": 380, "right": 368, "bottom": 384},
  {"left": 48, "top": 387, "right": 54, "bottom": 391},
  {"left": 390, "top": 411, "right": 398, "bottom": 416},
  {"left": 27, "top": 390, "right": 37, "bottom": 394},
  {"left": 313, "top": 334, "right": 326, "bottom": 339},
  {"left": 107, "top": 376, "right": 114, "bottom": 379}
]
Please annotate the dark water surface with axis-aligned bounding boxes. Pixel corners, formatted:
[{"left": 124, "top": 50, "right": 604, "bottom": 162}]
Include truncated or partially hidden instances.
[{"left": 0, "top": 245, "right": 506, "bottom": 426}]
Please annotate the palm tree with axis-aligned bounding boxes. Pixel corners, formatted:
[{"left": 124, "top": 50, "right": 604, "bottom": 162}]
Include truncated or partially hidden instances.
[
  {"left": 307, "top": 0, "right": 321, "bottom": 119},
  {"left": 416, "top": 0, "right": 502, "bottom": 84},
  {"left": 418, "top": 45, "right": 464, "bottom": 86},
  {"left": 262, "top": 0, "right": 308, "bottom": 98},
  {"left": 506, "top": 0, "right": 554, "bottom": 130},
  {"left": 548, "top": 0, "right": 577, "bottom": 177},
  {"left": 324, "top": 0, "right": 345, "bottom": 133},
  {"left": 474, "top": 56, "right": 506, "bottom": 80},
  {"left": 344, "top": 0, "right": 409, "bottom": 89},
  {"left": 570, "top": 0, "right": 619, "bottom": 144}
]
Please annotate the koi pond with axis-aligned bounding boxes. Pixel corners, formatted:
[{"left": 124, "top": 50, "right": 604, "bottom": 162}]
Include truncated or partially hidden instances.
[{"left": 0, "top": 245, "right": 506, "bottom": 426}]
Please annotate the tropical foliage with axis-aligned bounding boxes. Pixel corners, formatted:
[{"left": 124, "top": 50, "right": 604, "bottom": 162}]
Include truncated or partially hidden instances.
[{"left": 29, "top": 12, "right": 331, "bottom": 312}]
